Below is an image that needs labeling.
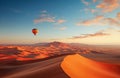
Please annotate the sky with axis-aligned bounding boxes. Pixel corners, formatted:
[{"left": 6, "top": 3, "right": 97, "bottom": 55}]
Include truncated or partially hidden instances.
[{"left": 0, "top": 0, "right": 120, "bottom": 45}]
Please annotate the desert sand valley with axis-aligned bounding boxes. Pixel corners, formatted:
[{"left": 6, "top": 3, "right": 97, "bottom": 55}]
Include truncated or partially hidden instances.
[{"left": 0, "top": 42, "right": 120, "bottom": 78}]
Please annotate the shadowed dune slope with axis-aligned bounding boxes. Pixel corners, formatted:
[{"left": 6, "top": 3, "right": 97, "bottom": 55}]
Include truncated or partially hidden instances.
[
  {"left": 61, "top": 54, "right": 120, "bottom": 78},
  {"left": 0, "top": 56, "right": 69, "bottom": 78}
]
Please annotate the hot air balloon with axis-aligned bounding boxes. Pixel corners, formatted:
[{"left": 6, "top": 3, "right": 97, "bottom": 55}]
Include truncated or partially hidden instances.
[{"left": 32, "top": 28, "right": 38, "bottom": 35}]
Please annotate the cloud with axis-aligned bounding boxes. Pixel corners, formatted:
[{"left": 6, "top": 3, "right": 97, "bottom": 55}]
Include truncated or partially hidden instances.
[
  {"left": 76, "top": 12, "right": 120, "bottom": 26},
  {"left": 104, "top": 12, "right": 120, "bottom": 26},
  {"left": 41, "top": 10, "right": 47, "bottom": 13},
  {"left": 59, "top": 27, "right": 66, "bottom": 30},
  {"left": 76, "top": 15, "right": 105, "bottom": 26},
  {"left": 96, "top": 0, "right": 120, "bottom": 13},
  {"left": 117, "top": 12, "right": 120, "bottom": 19},
  {"left": 34, "top": 12, "right": 56, "bottom": 24},
  {"left": 34, "top": 11, "right": 66, "bottom": 24},
  {"left": 90, "top": 9, "right": 96, "bottom": 13},
  {"left": 71, "top": 31, "right": 110, "bottom": 39},
  {"left": 84, "top": 8, "right": 97, "bottom": 14},
  {"left": 83, "top": 0, "right": 119, "bottom": 15},
  {"left": 34, "top": 14, "right": 55, "bottom": 24},
  {"left": 104, "top": 18, "right": 120, "bottom": 26},
  {"left": 81, "top": 0, "right": 89, "bottom": 6},
  {"left": 93, "top": 0, "right": 97, "bottom": 3},
  {"left": 56, "top": 19, "right": 66, "bottom": 24}
]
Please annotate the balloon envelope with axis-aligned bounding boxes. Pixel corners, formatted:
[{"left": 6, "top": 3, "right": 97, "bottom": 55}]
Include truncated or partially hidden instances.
[{"left": 32, "top": 28, "right": 38, "bottom": 35}]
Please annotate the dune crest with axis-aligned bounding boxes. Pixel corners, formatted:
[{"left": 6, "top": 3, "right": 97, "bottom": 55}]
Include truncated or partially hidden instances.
[{"left": 61, "top": 54, "right": 120, "bottom": 78}]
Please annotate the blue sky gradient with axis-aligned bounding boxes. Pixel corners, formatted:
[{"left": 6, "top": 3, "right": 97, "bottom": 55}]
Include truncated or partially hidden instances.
[{"left": 0, "top": 0, "right": 120, "bottom": 44}]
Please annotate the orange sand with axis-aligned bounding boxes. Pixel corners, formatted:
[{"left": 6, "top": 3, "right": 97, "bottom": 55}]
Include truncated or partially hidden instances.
[{"left": 61, "top": 54, "right": 120, "bottom": 78}]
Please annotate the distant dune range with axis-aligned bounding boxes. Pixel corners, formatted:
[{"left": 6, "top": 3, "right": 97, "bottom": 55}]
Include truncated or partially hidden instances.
[
  {"left": 0, "top": 42, "right": 74, "bottom": 62},
  {"left": 0, "top": 42, "right": 120, "bottom": 78}
]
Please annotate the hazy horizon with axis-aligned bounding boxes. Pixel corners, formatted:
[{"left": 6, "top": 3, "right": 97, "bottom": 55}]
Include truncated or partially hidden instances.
[{"left": 1, "top": 41, "right": 120, "bottom": 46}]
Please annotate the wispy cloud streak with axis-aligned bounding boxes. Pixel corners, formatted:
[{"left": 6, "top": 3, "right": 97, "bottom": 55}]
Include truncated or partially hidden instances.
[
  {"left": 76, "top": 12, "right": 120, "bottom": 26},
  {"left": 71, "top": 31, "right": 110, "bottom": 39},
  {"left": 34, "top": 10, "right": 66, "bottom": 24},
  {"left": 96, "top": 0, "right": 120, "bottom": 13}
]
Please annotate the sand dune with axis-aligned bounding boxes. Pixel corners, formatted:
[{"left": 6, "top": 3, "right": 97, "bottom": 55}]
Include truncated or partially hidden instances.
[
  {"left": 61, "top": 54, "right": 120, "bottom": 78},
  {"left": 0, "top": 42, "right": 120, "bottom": 78},
  {"left": 0, "top": 42, "right": 75, "bottom": 61},
  {"left": 0, "top": 55, "right": 69, "bottom": 78}
]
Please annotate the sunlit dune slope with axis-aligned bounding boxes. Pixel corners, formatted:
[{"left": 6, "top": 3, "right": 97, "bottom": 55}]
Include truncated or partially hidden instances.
[{"left": 61, "top": 54, "right": 120, "bottom": 78}]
